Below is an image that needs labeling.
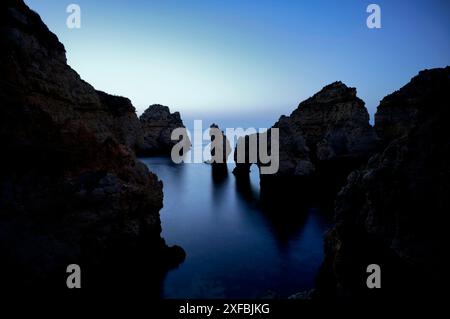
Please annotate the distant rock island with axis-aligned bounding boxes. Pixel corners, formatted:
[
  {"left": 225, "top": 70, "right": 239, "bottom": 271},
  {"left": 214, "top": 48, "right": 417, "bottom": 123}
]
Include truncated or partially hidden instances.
[{"left": 137, "top": 104, "right": 191, "bottom": 156}]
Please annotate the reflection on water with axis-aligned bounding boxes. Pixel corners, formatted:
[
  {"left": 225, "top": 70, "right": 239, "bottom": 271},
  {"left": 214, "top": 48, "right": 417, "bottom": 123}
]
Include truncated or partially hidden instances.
[{"left": 140, "top": 156, "right": 331, "bottom": 299}]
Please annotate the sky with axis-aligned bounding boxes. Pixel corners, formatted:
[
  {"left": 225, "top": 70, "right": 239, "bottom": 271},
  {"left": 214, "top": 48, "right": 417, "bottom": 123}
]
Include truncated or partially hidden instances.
[{"left": 25, "top": 0, "right": 450, "bottom": 128}]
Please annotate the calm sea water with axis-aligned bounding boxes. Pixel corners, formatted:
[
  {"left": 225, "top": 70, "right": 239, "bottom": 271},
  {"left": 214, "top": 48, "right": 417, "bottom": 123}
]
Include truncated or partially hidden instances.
[{"left": 140, "top": 156, "right": 331, "bottom": 299}]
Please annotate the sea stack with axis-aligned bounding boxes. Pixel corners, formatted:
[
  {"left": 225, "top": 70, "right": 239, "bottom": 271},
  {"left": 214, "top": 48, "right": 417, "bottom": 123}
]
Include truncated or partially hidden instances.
[
  {"left": 138, "top": 104, "right": 191, "bottom": 156},
  {"left": 209, "top": 123, "right": 232, "bottom": 178}
]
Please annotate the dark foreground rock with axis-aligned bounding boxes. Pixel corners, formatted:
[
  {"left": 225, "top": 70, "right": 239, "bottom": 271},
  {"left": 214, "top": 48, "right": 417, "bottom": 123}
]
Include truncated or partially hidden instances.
[
  {"left": 96, "top": 90, "right": 145, "bottom": 151},
  {"left": 316, "top": 67, "right": 450, "bottom": 303},
  {"left": 0, "top": 0, "right": 184, "bottom": 291},
  {"left": 137, "top": 104, "right": 190, "bottom": 156}
]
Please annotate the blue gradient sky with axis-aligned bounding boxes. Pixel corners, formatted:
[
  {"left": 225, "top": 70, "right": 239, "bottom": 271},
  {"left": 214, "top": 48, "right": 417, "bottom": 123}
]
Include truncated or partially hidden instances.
[{"left": 25, "top": 0, "right": 449, "bottom": 127}]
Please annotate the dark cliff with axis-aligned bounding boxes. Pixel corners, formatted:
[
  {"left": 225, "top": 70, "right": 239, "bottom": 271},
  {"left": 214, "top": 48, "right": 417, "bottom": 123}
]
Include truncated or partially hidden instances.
[
  {"left": 316, "top": 67, "right": 450, "bottom": 303},
  {"left": 0, "top": 0, "right": 183, "bottom": 290}
]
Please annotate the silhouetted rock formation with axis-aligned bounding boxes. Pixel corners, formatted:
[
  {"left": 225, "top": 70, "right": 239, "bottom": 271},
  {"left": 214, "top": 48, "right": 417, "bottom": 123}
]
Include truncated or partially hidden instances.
[
  {"left": 234, "top": 82, "right": 377, "bottom": 207},
  {"left": 96, "top": 90, "right": 144, "bottom": 151},
  {"left": 0, "top": 0, "right": 184, "bottom": 290},
  {"left": 209, "top": 124, "right": 231, "bottom": 177},
  {"left": 138, "top": 104, "right": 190, "bottom": 156},
  {"left": 375, "top": 68, "right": 450, "bottom": 147},
  {"left": 275, "top": 81, "right": 377, "bottom": 176},
  {"left": 316, "top": 67, "right": 450, "bottom": 303},
  {"left": 233, "top": 134, "right": 257, "bottom": 177}
]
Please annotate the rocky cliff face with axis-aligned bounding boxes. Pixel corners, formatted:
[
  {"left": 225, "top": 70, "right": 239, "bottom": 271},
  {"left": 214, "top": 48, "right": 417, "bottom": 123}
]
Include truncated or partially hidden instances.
[
  {"left": 316, "top": 67, "right": 450, "bottom": 302},
  {"left": 0, "top": 0, "right": 183, "bottom": 290},
  {"left": 234, "top": 82, "right": 377, "bottom": 209},
  {"left": 96, "top": 90, "right": 144, "bottom": 151},
  {"left": 375, "top": 68, "right": 450, "bottom": 146},
  {"left": 235, "top": 82, "right": 376, "bottom": 175},
  {"left": 274, "top": 81, "right": 377, "bottom": 176},
  {"left": 138, "top": 104, "right": 190, "bottom": 156}
]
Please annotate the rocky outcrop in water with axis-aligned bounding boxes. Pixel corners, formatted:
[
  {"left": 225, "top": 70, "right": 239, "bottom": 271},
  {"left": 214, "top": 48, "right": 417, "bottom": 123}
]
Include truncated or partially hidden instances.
[
  {"left": 209, "top": 124, "right": 231, "bottom": 178},
  {"left": 234, "top": 82, "right": 378, "bottom": 208},
  {"left": 138, "top": 104, "right": 190, "bottom": 156},
  {"left": 316, "top": 67, "right": 450, "bottom": 302},
  {"left": 0, "top": 0, "right": 184, "bottom": 290},
  {"left": 275, "top": 81, "right": 377, "bottom": 176},
  {"left": 235, "top": 82, "right": 377, "bottom": 175}
]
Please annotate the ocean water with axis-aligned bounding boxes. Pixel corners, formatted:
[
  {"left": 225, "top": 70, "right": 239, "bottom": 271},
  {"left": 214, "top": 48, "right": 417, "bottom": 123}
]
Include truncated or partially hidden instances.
[{"left": 140, "top": 155, "right": 331, "bottom": 299}]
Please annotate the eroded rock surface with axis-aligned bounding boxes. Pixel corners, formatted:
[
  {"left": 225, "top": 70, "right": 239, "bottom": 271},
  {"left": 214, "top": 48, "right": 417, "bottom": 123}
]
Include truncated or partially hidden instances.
[
  {"left": 316, "top": 67, "right": 450, "bottom": 302},
  {"left": 234, "top": 82, "right": 377, "bottom": 208},
  {"left": 0, "top": 0, "right": 184, "bottom": 290},
  {"left": 235, "top": 82, "right": 376, "bottom": 175},
  {"left": 138, "top": 104, "right": 190, "bottom": 156},
  {"left": 209, "top": 124, "right": 231, "bottom": 179}
]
